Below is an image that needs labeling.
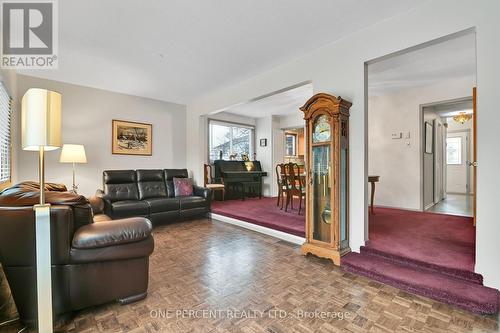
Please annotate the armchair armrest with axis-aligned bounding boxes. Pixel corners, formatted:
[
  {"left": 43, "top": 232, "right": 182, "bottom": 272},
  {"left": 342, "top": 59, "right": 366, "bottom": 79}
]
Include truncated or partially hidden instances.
[
  {"left": 193, "top": 185, "right": 211, "bottom": 199},
  {"left": 72, "top": 217, "right": 152, "bottom": 249}
]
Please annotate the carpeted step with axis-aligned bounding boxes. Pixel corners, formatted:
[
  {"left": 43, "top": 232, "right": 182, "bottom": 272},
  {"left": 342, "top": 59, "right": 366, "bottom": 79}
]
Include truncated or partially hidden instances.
[
  {"left": 360, "top": 245, "right": 483, "bottom": 285},
  {"left": 211, "top": 197, "right": 305, "bottom": 237},
  {"left": 341, "top": 252, "right": 499, "bottom": 314}
]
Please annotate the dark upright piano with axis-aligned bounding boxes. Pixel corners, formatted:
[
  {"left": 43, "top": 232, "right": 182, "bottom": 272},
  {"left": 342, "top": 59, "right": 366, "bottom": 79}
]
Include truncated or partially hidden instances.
[{"left": 213, "top": 160, "right": 267, "bottom": 199}]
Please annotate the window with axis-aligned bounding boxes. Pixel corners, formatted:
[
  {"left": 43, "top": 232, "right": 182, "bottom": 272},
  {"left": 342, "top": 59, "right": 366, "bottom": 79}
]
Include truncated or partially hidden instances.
[
  {"left": 446, "top": 137, "right": 462, "bottom": 165},
  {"left": 209, "top": 120, "right": 254, "bottom": 162},
  {"left": 0, "top": 82, "right": 12, "bottom": 185},
  {"left": 285, "top": 133, "right": 297, "bottom": 156}
]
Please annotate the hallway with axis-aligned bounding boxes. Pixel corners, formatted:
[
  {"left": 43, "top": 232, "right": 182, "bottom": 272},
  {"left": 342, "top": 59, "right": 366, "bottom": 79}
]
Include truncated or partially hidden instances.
[{"left": 426, "top": 194, "right": 473, "bottom": 217}]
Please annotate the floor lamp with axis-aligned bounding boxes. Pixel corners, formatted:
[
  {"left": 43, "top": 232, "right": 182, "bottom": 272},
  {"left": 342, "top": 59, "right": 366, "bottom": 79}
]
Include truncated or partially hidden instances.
[
  {"left": 22, "top": 88, "right": 62, "bottom": 333},
  {"left": 59, "top": 144, "right": 87, "bottom": 194}
]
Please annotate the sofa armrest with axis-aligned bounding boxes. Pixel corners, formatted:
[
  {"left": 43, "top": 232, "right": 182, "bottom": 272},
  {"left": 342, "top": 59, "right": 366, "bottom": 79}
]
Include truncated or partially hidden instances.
[
  {"left": 88, "top": 194, "right": 105, "bottom": 215},
  {"left": 95, "top": 189, "right": 113, "bottom": 216},
  {"left": 193, "top": 185, "right": 211, "bottom": 199},
  {"left": 72, "top": 217, "right": 152, "bottom": 249}
]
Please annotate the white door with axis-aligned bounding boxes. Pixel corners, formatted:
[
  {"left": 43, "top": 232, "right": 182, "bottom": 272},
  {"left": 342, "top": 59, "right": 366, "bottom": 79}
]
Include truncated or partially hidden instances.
[{"left": 446, "top": 131, "right": 469, "bottom": 194}]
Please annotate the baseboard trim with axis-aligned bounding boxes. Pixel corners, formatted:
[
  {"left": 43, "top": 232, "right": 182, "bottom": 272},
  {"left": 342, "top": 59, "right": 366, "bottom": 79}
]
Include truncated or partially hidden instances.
[{"left": 210, "top": 213, "right": 305, "bottom": 245}]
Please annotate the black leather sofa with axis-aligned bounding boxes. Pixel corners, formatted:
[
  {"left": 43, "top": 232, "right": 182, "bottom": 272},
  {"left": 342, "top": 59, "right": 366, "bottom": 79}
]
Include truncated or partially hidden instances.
[
  {"left": 0, "top": 182, "right": 154, "bottom": 326},
  {"left": 100, "top": 169, "right": 211, "bottom": 226}
]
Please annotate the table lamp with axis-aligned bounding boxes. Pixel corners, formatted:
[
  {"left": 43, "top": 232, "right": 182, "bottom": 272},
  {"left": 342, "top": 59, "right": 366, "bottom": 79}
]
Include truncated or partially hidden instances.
[
  {"left": 59, "top": 144, "right": 87, "bottom": 193},
  {"left": 22, "top": 88, "right": 62, "bottom": 333}
]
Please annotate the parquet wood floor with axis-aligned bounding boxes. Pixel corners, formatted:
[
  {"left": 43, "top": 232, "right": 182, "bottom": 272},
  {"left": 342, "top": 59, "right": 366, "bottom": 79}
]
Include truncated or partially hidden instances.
[{"left": 1, "top": 218, "right": 498, "bottom": 332}]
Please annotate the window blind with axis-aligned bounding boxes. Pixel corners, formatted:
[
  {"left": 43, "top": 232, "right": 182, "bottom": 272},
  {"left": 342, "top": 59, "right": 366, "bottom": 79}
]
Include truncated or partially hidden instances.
[{"left": 0, "top": 81, "right": 12, "bottom": 184}]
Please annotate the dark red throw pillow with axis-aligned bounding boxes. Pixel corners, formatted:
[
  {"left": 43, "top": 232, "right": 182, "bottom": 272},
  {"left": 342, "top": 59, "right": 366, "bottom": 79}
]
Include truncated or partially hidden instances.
[{"left": 173, "top": 177, "right": 193, "bottom": 197}]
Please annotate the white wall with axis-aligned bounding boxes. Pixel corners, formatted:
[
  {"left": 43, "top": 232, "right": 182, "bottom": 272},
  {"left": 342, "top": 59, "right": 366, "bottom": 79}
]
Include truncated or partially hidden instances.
[
  {"left": 278, "top": 112, "right": 304, "bottom": 129},
  {"left": 185, "top": 0, "right": 500, "bottom": 288},
  {"left": 255, "top": 115, "right": 292, "bottom": 197},
  {"left": 15, "top": 75, "right": 187, "bottom": 196},
  {"left": 271, "top": 116, "right": 285, "bottom": 197},
  {"left": 255, "top": 116, "right": 273, "bottom": 196}
]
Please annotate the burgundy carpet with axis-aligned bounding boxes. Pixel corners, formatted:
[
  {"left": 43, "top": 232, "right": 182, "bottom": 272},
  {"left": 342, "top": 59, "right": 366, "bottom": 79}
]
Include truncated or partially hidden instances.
[
  {"left": 367, "top": 207, "right": 476, "bottom": 273},
  {"left": 342, "top": 252, "right": 499, "bottom": 314},
  {"left": 342, "top": 207, "right": 499, "bottom": 314},
  {"left": 211, "top": 197, "right": 305, "bottom": 237}
]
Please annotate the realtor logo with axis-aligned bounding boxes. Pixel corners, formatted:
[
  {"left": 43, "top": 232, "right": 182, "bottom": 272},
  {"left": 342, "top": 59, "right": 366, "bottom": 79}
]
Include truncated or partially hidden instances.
[{"left": 1, "top": 0, "right": 58, "bottom": 68}]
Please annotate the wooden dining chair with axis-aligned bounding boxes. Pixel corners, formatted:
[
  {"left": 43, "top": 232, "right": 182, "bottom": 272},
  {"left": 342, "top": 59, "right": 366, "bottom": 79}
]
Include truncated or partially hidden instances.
[
  {"left": 204, "top": 164, "right": 225, "bottom": 201},
  {"left": 281, "top": 163, "right": 291, "bottom": 211},
  {"left": 285, "top": 163, "right": 306, "bottom": 214},
  {"left": 276, "top": 164, "right": 287, "bottom": 208}
]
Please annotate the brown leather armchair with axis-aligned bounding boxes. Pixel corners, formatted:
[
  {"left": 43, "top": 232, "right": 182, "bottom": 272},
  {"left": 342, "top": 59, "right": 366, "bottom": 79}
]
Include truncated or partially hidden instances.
[{"left": 0, "top": 182, "right": 154, "bottom": 327}]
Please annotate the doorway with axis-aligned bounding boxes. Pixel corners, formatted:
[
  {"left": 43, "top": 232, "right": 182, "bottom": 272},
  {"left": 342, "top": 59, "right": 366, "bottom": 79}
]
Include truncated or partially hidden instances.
[
  {"left": 422, "top": 98, "right": 474, "bottom": 217},
  {"left": 207, "top": 82, "right": 312, "bottom": 240},
  {"left": 283, "top": 127, "right": 305, "bottom": 164},
  {"left": 358, "top": 29, "right": 480, "bottom": 300}
]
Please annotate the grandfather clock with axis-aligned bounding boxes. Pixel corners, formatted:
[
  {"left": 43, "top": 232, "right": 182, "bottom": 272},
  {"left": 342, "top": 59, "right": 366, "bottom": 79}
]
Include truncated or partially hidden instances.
[{"left": 300, "top": 93, "right": 352, "bottom": 265}]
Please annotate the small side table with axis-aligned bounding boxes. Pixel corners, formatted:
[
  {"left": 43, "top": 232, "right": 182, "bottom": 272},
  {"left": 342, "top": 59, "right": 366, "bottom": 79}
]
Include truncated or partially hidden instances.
[{"left": 368, "top": 176, "right": 380, "bottom": 214}]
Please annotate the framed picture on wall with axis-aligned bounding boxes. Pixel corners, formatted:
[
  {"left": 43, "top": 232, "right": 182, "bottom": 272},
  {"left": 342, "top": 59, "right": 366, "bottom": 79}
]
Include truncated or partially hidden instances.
[
  {"left": 260, "top": 138, "right": 267, "bottom": 147},
  {"left": 112, "top": 120, "right": 152, "bottom": 155},
  {"left": 425, "top": 122, "right": 433, "bottom": 154}
]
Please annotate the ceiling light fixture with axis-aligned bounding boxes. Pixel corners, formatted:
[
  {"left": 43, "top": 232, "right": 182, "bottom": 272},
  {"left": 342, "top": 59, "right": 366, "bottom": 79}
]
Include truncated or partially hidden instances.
[{"left": 453, "top": 112, "right": 472, "bottom": 124}]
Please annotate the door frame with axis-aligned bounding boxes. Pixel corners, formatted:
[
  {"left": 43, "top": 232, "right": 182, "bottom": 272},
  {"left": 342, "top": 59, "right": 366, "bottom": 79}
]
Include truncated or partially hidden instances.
[
  {"left": 363, "top": 28, "right": 476, "bottom": 242},
  {"left": 472, "top": 87, "right": 477, "bottom": 225},
  {"left": 419, "top": 96, "right": 473, "bottom": 211}
]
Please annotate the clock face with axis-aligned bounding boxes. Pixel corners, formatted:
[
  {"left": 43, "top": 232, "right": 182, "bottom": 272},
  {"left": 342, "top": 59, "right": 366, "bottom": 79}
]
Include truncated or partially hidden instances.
[{"left": 313, "top": 115, "right": 331, "bottom": 143}]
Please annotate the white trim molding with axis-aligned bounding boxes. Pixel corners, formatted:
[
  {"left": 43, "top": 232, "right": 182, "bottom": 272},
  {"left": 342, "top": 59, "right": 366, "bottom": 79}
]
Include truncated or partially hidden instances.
[{"left": 210, "top": 213, "right": 305, "bottom": 245}]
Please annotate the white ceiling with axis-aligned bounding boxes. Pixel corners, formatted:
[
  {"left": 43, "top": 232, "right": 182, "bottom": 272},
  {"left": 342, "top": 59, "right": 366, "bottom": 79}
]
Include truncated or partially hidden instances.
[
  {"left": 428, "top": 99, "right": 473, "bottom": 118},
  {"left": 223, "top": 83, "right": 313, "bottom": 118},
  {"left": 18, "top": 0, "right": 422, "bottom": 104},
  {"left": 368, "top": 32, "right": 476, "bottom": 95}
]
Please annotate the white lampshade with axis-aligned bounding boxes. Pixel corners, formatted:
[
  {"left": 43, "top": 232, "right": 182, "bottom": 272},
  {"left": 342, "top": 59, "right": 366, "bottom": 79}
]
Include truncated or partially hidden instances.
[
  {"left": 59, "top": 144, "right": 87, "bottom": 163},
  {"left": 22, "top": 88, "right": 62, "bottom": 151}
]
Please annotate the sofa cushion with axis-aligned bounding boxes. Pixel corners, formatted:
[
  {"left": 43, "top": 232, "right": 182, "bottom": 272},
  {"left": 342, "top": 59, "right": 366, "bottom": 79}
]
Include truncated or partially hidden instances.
[
  {"left": 164, "top": 169, "right": 188, "bottom": 197},
  {"left": 173, "top": 177, "right": 193, "bottom": 197},
  {"left": 110, "top": 200, "right": 149, "bottom": 218},
  {"left": 180, "top": 196, "right": 207, "bottom": 210},
  {"left": 103, "top": 170, "right": 139, "bottom": 202},
  {"left": 144, "top": 197, "right": 180, "bottom": 213},
  {"left": 164, "top": 169, "right": 189, "bottom": 180},
  {"left": 137, "top": 169, "right": 167, "bottom": 200}
]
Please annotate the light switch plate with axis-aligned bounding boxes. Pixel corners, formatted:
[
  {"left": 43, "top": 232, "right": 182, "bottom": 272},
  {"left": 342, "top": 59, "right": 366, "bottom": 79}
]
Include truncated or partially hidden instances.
[{"left": 391, "top": 132, "right": 402, "bottom": 139}]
